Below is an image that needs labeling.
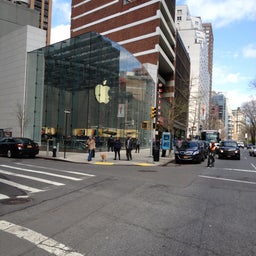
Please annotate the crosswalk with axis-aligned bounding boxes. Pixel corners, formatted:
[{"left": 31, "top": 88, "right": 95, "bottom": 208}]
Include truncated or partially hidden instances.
[{"left": 0, "top": 163, "right": 95, "bottom": 200}]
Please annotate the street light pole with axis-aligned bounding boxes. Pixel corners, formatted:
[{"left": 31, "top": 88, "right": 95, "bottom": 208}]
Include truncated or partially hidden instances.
[{"left": 64, "top": 109, "right": 71, "bottom": 159}]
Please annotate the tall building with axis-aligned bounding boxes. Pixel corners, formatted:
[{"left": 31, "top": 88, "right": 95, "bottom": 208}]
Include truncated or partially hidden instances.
[
  {"left": 212, "top": 92, "right": 229, "bottom": 139},
  {"left": 176, "top": 5, "right": 211, "bottom": 138},
  {"left": 29, "top": 0, "right": 52, "bottom": 45},
  {"left": 203, "top": 23, "right": 214, "bottom": 92},
  {"left": 232, "top": 108, "right": 246, "bottom": 141},
  {"left": 71, "top": 0, "right": 178, "bottom": 135},
  {"left": 0, "top": 0, "right": 52, "bottom": 45}
]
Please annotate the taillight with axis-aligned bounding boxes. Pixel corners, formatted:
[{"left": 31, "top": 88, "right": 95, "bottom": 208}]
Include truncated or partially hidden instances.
[{"left": 17, "top": 143, "right": 23, "bottom": 150}]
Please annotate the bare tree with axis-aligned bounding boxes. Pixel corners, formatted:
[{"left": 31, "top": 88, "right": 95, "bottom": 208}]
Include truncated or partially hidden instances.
[
  {"left": 241, "top": 99, "right": 256, "bottom": 145},
  {"left": 249, "top": 78, "right": 256, "bottom": 89},
  {"left": 16, "top": 102, "right": 28, "bottom": 136}
]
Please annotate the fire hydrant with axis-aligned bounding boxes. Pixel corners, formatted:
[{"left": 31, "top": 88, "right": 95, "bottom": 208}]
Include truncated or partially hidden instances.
[{"left": 52, "top": 146, "right": 57, "bottom": 157}]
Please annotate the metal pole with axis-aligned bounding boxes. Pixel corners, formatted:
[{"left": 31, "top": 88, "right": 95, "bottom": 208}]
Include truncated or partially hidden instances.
[{"left": 64, "top": 109, "right": 70, "bottom": 159}]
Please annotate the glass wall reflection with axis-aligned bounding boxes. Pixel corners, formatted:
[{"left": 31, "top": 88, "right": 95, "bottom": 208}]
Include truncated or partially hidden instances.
[{"left": 26, "top": 32, "right": 155, "bottom": 151}]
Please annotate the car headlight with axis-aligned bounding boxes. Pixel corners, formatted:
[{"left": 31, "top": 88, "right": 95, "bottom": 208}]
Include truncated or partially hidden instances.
[
  {"left": 220, "top": 149, "right": 224, "bottom": 153},
  {"left": 193, "top": 150, "right": 200, "bottom": 155}
]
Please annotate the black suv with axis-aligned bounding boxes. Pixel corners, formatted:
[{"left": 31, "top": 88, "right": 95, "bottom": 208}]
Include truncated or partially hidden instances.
[
  {"left": 218, "top": 140, "right": 240, "bottom": 160},
  {"left": 175, "top": 140, "right": 205, "bottom": 164}
]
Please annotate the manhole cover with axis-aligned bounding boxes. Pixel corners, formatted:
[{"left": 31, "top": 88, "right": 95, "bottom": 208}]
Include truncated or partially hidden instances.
[{"left": 1, "top": 197, "right": 31, "bottom": 205}]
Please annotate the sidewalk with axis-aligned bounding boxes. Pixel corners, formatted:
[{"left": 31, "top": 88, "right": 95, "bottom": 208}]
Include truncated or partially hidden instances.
[{"left": 38, "top": 148, "right": 175, "bottom": 166}]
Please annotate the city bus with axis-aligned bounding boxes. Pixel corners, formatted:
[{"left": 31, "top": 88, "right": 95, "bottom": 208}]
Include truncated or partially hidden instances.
[{"left": 200, "top": 130, "right": 220, "bottom": 143}]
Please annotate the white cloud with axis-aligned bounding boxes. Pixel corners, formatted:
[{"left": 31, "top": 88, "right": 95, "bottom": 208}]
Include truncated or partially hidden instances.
[
  {"left": 213, "top": 65, "right": 240, "bottom": 85},
  {"left": 51, "top": 24, "right": 70, "bottom": 44},
  {"left": 184, "top": 0, "right": 256, "bottom": 28},
  {"left": 225, "top": 90, "right": 252, "bottom": 109},
  {"left": 51, "top": 0, "right": 71, "bottom": 25},
  {"left": 243, "top": 44, "right": 256, "bottom": 58}
]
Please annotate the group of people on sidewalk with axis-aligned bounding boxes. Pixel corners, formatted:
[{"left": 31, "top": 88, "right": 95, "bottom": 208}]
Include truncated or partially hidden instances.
[{"left": 87, "top": 136, "right": 140, "bottom": 161}]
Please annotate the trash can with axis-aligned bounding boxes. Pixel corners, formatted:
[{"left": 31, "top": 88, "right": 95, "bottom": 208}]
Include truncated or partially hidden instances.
[
  {"left": 52, "top": 146, "right": 57, "bottom": 157},
  {"left": 153, "top": 146, "right": 160, "bottom": 161}
]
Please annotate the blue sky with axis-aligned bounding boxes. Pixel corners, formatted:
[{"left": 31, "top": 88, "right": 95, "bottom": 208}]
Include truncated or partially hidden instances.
[{"left": 51, "top": 0, "right": 256, "bottom": 109}]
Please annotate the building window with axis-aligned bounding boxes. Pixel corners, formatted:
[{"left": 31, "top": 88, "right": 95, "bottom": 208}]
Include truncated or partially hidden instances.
[
  {"left": 123, "top": 0, "right": 132, "bottom": 4},
  {"left": 177, "top": 16, "right": 182, "bottom": 21},
  {"left": 177, "top": 10, "right": 182, "bottom": 15}
]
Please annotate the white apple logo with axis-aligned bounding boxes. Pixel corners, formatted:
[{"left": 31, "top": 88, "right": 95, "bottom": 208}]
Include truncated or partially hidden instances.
[{"left": 95, "top": 80, "right": 110, "bottom": 104}]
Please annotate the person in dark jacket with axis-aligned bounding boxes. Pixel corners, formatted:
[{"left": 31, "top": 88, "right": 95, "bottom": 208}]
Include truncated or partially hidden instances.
[
  {"left": 114, "top": 137, "right": 122, "bottom": 160},
  {"left": 107, "top": 135, "right": 114, "bottom": 152},
  {"left": 125, "top": 136, "right": 133, "bottom": 160}
]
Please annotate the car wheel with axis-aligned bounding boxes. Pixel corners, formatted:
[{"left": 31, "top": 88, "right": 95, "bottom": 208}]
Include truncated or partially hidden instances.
[{"left": 7, "top": 150, "right": 13, "bottom": 158}]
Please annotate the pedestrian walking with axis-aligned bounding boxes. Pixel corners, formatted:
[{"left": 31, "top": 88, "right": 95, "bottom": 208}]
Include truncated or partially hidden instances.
[
  {"left": 87, "top": 136, "right": 95, "bottom": 161},
  {"left": 125, "top": 136, "right": 132, "bottom": 160},
  {"left": 135, "top": 138, "right": 140, "bottom": 153},
  {"left": 114, "top": 137, "right": 122, "bottom": 160}
]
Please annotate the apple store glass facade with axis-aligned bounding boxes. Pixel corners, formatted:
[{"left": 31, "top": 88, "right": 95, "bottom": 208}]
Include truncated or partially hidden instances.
[{"left": 26, "top": 32, "right": 155, "bottom": 150}]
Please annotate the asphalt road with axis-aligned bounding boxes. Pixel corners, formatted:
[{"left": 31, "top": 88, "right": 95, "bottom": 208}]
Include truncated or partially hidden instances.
[{"left": 0, "top": 148, "right": 255, "bottom": 256}]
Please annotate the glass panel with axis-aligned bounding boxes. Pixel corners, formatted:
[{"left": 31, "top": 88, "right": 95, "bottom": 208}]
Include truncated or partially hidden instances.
[{"left": 27, "top": 32, "right": 155, "bottom": 151}]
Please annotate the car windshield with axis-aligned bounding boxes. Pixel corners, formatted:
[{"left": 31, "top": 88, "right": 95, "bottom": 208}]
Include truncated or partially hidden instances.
[
  {"left": 179, "top": 141, "right": 198, "bottom": 150},
  {"left": 222, "top": 141, "right": 237, "bottom": 147}
]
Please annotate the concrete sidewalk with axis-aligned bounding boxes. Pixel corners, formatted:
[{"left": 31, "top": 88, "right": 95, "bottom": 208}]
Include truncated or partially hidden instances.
[{"left": 38, "top": 148, "right": 174, "bottom": 166}]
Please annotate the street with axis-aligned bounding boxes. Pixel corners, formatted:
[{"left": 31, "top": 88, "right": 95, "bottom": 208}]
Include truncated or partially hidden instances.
[{"left": 0, "top": 148, "right": 256, "bottom": 256}]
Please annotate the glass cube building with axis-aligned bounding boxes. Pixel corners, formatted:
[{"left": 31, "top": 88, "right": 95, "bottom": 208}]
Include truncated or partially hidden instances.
[{"left": 26, "top": 32, "right": 155, "bottom": 150}]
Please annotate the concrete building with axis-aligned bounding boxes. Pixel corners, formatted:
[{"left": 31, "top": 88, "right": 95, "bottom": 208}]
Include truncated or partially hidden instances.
[
  {"left": 0, "top": 0, "right": 52, "bottom": 45},
  {"left": 211, "top": 92, "right": 229, "bottom": 140},
  {"left": 70, "top": 0, "right": 179, "bottom": 136},
  {"left": 176, "top": 5, "right": 211, "bottom": 138},
  {"left": 0, "top": 25, "right": 46, "bottom": 137},
  {"left": 203, "top": 23, "right": 214, "bottom": 105},
  {"left": 232, "top": 108, "right": 246, "bottom": 142}
]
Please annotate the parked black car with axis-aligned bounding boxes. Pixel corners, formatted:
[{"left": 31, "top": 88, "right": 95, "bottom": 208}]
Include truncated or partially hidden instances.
[
  {"left": 175, "top": 140, "right": 205, "bottom": 164},
  {"left": 0, "top": 137, "right": 39, "bottom": 158},
  {"left": 218, "top": 140, "right": 240, "bottom": 160}
]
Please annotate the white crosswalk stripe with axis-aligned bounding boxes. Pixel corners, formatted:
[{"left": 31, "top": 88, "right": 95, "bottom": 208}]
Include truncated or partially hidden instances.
[
  {"left": 0, "top": 163, "right": 96, "bottom": 199},
  {"left": 0, "top": 178, "right": 44, "bottom": 193},
  {"left": 16, "top": 163, "right": 95, "bottom": 177},
  {"left": 0, "top": 194, "right": 9, "bottom": 200},
  {"left": 1, "top": 165, "right": 83, "bottom": 181},
  {"left": 0, "top": 169, "right": 65, "bottom": 186}
]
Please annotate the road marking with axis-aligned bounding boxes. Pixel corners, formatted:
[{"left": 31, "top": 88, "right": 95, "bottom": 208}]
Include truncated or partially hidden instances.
[
  {"left": 93, "top": 162, "right": 114, "bottom": 165},
  {"left": 16, "top": 163, "right": 96, "bottom": 177},
  {"left": 251, "top": 163, "right": 256, "bottom": 170},
  {"left": 0, "top": 220, "right": 84, "bottom": 256},
  {"left": 0, "top": 178, "right": 43, "bottom": 193},
  {"left": 223, "top": 168, "right": 256, "bottom": 174},
  {"left": 0, "top": 169, "right": 65, "bottom": 186},
  {"left": 0, "top": 194, "right": 9, "bottom": 200},
  {"left": 1, "top": 165, "right": 83, "bottom": 181},
  {"left": 199, "top": 175, "right": 256, "bottom": 185}
]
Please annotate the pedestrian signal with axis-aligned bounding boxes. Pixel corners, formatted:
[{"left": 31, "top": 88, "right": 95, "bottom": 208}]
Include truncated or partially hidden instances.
[{"left": 151, "top": 106, "right": 156, "bottom": 119}]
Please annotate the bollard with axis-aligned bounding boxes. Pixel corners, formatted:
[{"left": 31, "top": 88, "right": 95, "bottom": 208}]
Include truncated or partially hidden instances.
[{"left": 52, "top": 146, "right": 57, "bottom": 157}]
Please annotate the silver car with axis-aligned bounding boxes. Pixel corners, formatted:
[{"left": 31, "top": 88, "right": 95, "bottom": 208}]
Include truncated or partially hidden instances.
[{"left": 249, "top": 145, "right": 256, "bottom": 156}]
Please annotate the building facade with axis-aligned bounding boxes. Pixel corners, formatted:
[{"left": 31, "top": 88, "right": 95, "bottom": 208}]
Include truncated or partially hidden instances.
[
  {"left": 26, "top": 32, "right": 155, "bottom": 149},
  {"left": 0, "top": 25, "right": 46, "bottom": 137},
  {"left": 0, "top": 0, "right": 52, "bottom": 45},
  {"left": 232, "top": 108, "right": 246, "bottom": 142},
  {"left": 176, "top": 5, "right": 211, "bottom": 138},
  {"left": 71, "top": 0, "right": 178, "bottom": 136}
]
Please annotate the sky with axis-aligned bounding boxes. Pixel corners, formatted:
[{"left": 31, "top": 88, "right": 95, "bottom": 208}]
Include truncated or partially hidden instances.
[{"left": 50, "top": 0, "right": 256, "bottom": 109}]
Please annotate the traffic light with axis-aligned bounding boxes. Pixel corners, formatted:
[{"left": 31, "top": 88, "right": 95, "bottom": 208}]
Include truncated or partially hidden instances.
[{"left": 151, "top": 106, "right": 156, "bottom": 119}]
